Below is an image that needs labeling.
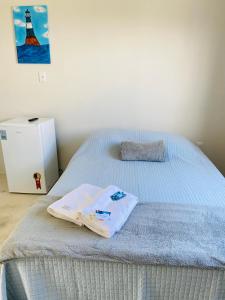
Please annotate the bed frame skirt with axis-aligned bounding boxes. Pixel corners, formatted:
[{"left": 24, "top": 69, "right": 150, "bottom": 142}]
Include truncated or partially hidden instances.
[{"left": 1, "top": 257, "right": 225, "bottom": 300}]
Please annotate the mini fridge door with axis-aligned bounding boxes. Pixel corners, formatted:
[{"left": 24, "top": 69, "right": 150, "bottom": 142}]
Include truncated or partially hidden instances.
[{"left": 1, "top": 125, "right": 47, "bottom": 193}]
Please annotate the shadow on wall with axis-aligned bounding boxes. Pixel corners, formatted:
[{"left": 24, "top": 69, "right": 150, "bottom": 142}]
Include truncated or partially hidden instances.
[
  {"left": 201, "top": 39, "right": 225, "bottom": 175},
  {"left": 56, "top": 133, "right": 90, "bottom": 171}
]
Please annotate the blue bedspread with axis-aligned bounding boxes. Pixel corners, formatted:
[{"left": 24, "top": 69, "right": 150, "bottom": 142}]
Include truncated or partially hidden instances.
[{"left": 50, "top": 129, "right": 225, "bottom": 208}]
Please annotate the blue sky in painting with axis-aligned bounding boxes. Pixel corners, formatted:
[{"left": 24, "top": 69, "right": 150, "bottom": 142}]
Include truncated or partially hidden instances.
[{"left": 13, "top": 5, "right": 49, "bottom": 46}]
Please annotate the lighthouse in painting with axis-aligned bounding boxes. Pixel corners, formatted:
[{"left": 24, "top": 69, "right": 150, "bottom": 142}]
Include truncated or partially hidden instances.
[
  {"left": 25, "top": 9, "right": 40, "bottom": 46},
  {"left": 13, "top": 5, "right": 51, "bottom": 63}
]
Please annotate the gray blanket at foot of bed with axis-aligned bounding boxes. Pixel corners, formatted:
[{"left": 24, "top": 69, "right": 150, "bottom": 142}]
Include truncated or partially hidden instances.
[{"left": 1, "top": 196, "right": 225, "bottom": 269}]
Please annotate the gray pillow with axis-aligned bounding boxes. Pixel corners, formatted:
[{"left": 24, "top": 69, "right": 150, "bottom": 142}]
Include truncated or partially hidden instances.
[{"left": 121, "top": 140, "right": 166, "bottom": 162}]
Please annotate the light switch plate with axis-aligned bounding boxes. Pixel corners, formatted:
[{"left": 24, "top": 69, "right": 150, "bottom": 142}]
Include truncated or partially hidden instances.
[{"left": 38, "top": 71, "right": 47, "bottom": 83}]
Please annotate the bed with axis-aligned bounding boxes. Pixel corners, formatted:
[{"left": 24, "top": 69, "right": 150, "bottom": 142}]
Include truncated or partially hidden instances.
[{"left": 1, "top": 129, "right": 225, "bottom": 300}]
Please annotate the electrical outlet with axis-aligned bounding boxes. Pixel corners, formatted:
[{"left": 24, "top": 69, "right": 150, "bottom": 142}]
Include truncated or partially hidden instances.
[{"left": 196, "top": 141, "right": 204, "bottom": 147}]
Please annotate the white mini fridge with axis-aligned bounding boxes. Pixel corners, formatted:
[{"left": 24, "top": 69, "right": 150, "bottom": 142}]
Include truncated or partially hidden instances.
[{"left": 0, "top": 117, "right": 59, "bottom": 194}]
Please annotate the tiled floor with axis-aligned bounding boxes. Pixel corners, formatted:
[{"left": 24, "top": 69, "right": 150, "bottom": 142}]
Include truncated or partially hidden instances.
[{"left": 0, "top": 174, "right": 39, "bottom": 245}]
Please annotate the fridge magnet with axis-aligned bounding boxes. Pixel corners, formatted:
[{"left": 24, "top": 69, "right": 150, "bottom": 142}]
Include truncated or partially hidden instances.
[
  {"left": 33, "top": 172, "right": 42, "bottom": 189},
  {"left": 13, "top": 5, "right": 51, "bottom": 64}
]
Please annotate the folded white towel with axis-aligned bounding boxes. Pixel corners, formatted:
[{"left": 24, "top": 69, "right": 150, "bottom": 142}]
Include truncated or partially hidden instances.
[
  {"left": 81, "top": 185, "right": 138, "bottom": 238},
  {"left": 47, "top": 184, "right": 138, "bottom": 238},
  {"left": 47, "top": 184, "right": 103, "bottom": 226}
]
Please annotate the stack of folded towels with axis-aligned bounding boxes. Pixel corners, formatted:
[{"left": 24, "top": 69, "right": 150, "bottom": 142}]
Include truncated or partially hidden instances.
[{"left": 47, "top": 184, "right": 138, "bottom": 238}]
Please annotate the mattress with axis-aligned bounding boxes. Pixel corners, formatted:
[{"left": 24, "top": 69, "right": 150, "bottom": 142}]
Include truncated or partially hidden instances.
[{"left": 1, "top": 129, "right": 225, "bottom": 300}]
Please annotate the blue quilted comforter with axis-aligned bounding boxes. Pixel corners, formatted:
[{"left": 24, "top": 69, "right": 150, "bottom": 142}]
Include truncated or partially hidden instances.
[{"left": 50, "top": 129, "right": 225, "bottom": 208}]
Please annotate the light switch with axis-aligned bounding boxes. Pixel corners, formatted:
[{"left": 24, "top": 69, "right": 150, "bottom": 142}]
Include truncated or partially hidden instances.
[{"left": 38, "top": 71, "right": 47, "bottom": 83}]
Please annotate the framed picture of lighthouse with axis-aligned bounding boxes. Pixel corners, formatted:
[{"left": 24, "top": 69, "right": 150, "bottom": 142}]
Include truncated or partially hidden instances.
[{"left": 13, "top": 5, "right": 51, "bottom": 64}]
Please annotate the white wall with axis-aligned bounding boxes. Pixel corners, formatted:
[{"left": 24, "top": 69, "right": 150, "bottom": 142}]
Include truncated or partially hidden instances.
[{"left": 1, "top": 0, "right": 225, "bottom": 173}]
